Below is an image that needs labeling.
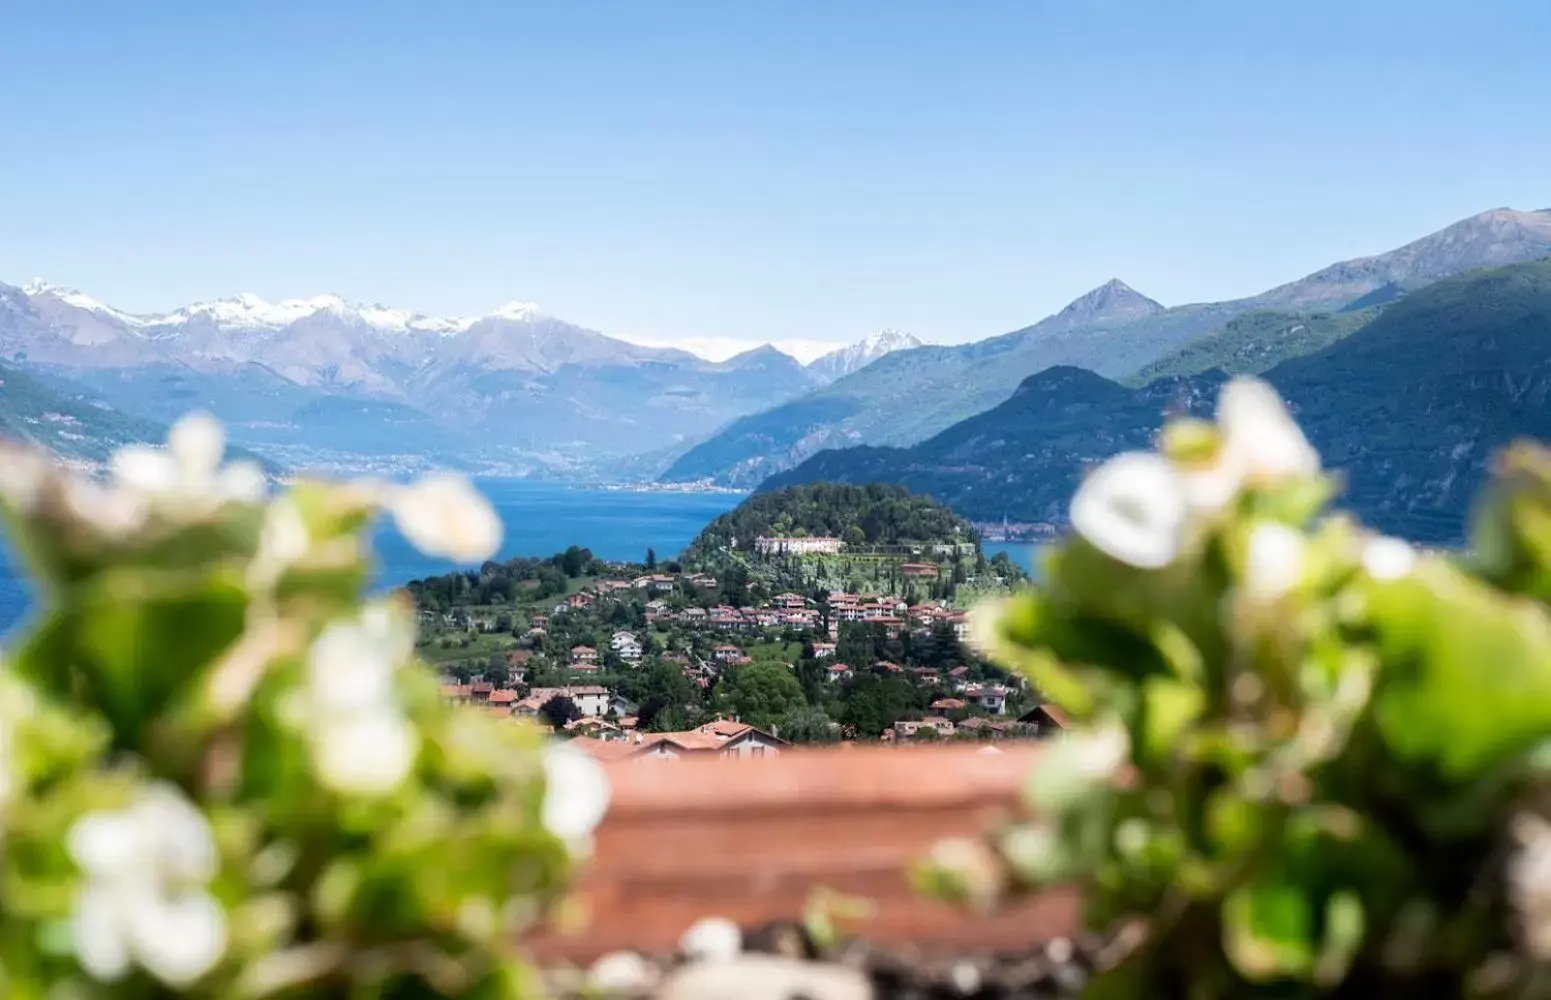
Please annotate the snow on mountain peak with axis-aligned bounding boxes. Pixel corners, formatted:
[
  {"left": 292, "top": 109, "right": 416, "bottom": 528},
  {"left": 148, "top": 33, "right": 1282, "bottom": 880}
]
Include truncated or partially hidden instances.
[
  {"left": 22, "top": 280, "right": 154, "bottom": 327},
  {"left": 806, "top": 328, "right": 926, "bottom": 380},
  {"left": 489, "top": 301, "right": 545, "bottom": 322}
]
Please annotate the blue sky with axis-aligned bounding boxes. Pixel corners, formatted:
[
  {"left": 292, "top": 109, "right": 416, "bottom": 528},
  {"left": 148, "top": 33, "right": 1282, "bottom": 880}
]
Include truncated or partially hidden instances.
[{"left": 2, "top": 0, "right": 1548, "bottom": 352}]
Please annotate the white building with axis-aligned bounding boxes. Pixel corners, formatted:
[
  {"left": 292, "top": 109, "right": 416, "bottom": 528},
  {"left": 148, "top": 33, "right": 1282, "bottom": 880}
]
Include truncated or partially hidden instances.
[
  {"left": 965, "top": 683, "right": 1011, "bottom": 715},
  {"left": 754, "top": 536, "right": 844, "bottom": 556}
]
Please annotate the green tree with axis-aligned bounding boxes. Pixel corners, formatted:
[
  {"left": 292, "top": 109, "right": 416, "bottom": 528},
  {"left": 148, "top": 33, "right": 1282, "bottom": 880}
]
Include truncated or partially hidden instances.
[
  {"left": 779, "top": 706, "right": 839, "bottom": 744},
  {"left": 717, "top": 662, "right": 806, "bottom": 731},
  {"left": 538, "top": 695, "right": 582, "bottom": 728},
  {"left": 645, "top": 547, "right": 657, "bottom": 569},
  {"left": 838, "top": 676, "right": 923, "bottom": 738}
]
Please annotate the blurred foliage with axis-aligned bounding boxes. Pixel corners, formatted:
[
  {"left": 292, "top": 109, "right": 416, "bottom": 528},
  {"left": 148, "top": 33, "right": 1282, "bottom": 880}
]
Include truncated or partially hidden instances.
[
  {"left": 0, "top": 415, "right": 600, "bottom": 998},
  {"left": 920, "top": 376, "right": 1551, "bottom": 998}
]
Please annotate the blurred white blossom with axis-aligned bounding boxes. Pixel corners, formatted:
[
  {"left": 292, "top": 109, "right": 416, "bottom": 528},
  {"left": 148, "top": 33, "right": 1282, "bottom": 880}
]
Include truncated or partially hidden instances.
[
  {"left": 1070, "top": 452, "right": 1187, "bottom": 569},
  {"left": 67, "top": 783, "right": 228, "bottom": 987},
  {"left": 110, "top": 412, "right": 267, "bottom": 514},
  {"left": 1242, "top": 522, "right": 1307, "bottom": 603},
  {"left": 0, "top": 709, "right": 13, "bottom": 812},
  {"left": 589, "top": 950, "right": 654, "bottom": 993},
  {"left": 312, "top": 713, "right": 419, "bottom": 795},
  {"left": 248, "top": 497, "right": 312, "bottom": 588},
  {"left": 0, "top": 446, "right": 49, "bottom": 513},
  {"left": 304, "top": 606, "right": 419, "bottom": 794},
  {"left": 389, "top": 474, "right": 503, "bottom": 564},
  {"left": 1510, "top": 812, "right": 1551, "bottom": 959},
  {"left": 62, "top": 477, "right": 148, "bottom": 540},
  {"left": 543, "top": 740, "right": 612, "bottom": 845},
  {"left": 1362, "top": 535, "right": 1418, "bottom": 581},
  {"left": 1217, "top": 377, "right": 1320, "bottom": 486},
  {"left": 679, "top": 916, "right": 743, "bottom": 962}
]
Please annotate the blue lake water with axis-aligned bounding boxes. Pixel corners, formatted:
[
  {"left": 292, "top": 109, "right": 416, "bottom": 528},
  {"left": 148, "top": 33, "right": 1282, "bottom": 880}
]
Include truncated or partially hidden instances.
[
  {"left": 0, "top": 481, "right": 1041, "bottom": 637},
  {"left": 0, "top": 481, "right": 748, "bottom": 637}
]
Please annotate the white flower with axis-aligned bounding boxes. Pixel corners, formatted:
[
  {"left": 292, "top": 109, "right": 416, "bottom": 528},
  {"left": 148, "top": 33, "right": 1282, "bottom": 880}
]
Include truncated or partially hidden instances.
[
  {"left": 1362, "top": 535, "right": 1418, "bottom": 581},
  {"left": 110, "top": 412, "right": 267, "bottom": 513},
  {"left": 589, "top": 951, "right": 654, "bottom": 993},
  {"left": 306, "top": 613, "right": 404, "bottom": 714},
  {"left": 1027, "top": 725, "right": 1129, "bottom": 813},
  {"left": 389, "top": 474, "right": 503, "bottom": 564},
  {"left": 543, "top": 741, "right": 612, "bottom": 843},
  {"left": 0, "top": 445, "right": 49, "bottom": 512},
  {"left": 1510, "top": 813, "right": 1551, "bottom": 959},
  {"left": 965, "top": 597, "right": 1010, "bottom": 656},
  {"left": 1069, "top": 452, "right": 1187, "bottom": 569},
  {"left": 1216, "top": 377, "right": 1320, "bottom": 485},
  {"left": 303, "top": 605, "right": 420, "bottom": 795},
  {"left": 312, "top": 713, "right": 419, "bottom": 795},
  {"left": 67, "top": 783, "right": 227, "bottom": 987},
  {"left": 1242, "top": 522, "right": 1307, "bottom": 603},
  {"left": 0, "top": 732, "right": 12, "bottom": 822},
  {"left": 679, "top": 916, "right": 742, "bottom": 963},
  {"left": 248, "top": 497, "right": 312, "bottom": 588},
  {"left": 61, "top": 477, "right": 148, "bottom": 540}
]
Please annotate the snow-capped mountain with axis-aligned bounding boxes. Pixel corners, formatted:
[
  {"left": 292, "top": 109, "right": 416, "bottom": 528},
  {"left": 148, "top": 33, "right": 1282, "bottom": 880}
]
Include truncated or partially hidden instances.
[
  {"left": 0, "top": 281, "right": 826, "bottom": 474},
  {"left": 806, "top": 328, "right": 926, "bottom": 382}
]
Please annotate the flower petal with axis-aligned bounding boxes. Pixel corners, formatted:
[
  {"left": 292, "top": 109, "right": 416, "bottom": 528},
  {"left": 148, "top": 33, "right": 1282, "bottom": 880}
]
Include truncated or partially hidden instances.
[
  {"left": 135, "top": 783, "right": 219, "bottom": 883},
  {"left": 70, "top": 884, "right": 133, "bottom": 982},
  {"left": 1217, "top": 377, "right": 1319, "bottom": 483},
  {"left": 678, "top": 916, "right": 742, "bottom": 963},
  {"left": 307, "top": 620, "right": 397, "bottom": 713},
  {"left": 216, "top": 460, "right": 268, "bottom": 504},
  {"left": 0, "top": 446, "right": 49, "bottom": 512},
  {"left": 67, "top": 812, "right": 145, "bottom": 878},
  {"left": 129, "top": 891, "right": 228, "bottom": 987},
  {"left": 543, "top": 741, "right": 612, "bottom": 842},
  {"left": 390, "top": 475, "right": 503, "bottom": 564},
  {"left": 1242, "top": 522, "right": 1306, "bottom": 602},
  {"left": 110, "top": 447, "right": 180, "bottom": 495},
  {"left": 1362, "top": 535, "right": 1417, "bottom": 581},
  {"left": 313, "top": 714, "right": 418, "bottom": 795},
  {"left": 1069, "top": 452, "right": 1187, "bottom": 569},
  {"left": 168, "top": 412, "right": 226, "bottom": 481}
]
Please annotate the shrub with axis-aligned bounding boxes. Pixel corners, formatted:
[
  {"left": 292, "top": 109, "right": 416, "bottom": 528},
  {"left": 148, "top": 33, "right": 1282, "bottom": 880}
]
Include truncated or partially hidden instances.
[
  {"left": 922, "top": 377, "right": 1551, "bottom": 998},
  {"left": 0, "top": 414, "right": 609, "bottom": 997}
]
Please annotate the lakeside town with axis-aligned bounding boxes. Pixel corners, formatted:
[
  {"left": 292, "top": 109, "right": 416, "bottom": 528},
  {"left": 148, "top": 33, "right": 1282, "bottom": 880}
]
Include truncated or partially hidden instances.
[{"left": 408, "top": 487, "right": 1067, "bottom": 763}]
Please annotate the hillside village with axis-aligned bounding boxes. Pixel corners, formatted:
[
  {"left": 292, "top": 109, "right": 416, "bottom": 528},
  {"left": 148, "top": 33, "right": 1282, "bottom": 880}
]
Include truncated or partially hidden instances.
[{"left": 404, "top": 487, "right": 1062, "bottom": 760}]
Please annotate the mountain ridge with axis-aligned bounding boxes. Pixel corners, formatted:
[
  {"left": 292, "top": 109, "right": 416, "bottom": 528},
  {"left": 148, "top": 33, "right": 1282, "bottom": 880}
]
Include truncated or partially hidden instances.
[
  {"left": 806, "top": 329, "right": 926, "bottom": 381},
  {"left": 762, "top": 258, "right": 1551, "bottom": 544},
  {"left": 662, "top": 208, "right": 1551, "bottom": 487},
  {"left": 0, "top": 281, "right": 825, "bottom": 475}
]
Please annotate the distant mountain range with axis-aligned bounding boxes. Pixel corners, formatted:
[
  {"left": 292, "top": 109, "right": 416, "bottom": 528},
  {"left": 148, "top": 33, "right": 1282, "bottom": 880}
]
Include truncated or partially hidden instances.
[
  {"left": 806, "top": 329, "right": 926, "bottom": 381},
  {"left": 7, "top": 206, "right": 1550, "bottom": 491},
  {"left": 663, "top": 208, "right": 1551, "bottom": 486},
  {"left": 763, "top": 258, "right": 1551, "bottom": 544},
  {"left": 0, "top": 284, "right": 920, "bottom": 476}
]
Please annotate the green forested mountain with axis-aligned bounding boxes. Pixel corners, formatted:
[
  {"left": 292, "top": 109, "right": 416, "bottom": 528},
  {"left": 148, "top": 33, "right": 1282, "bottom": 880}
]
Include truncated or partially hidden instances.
[
  {"left": 683, "top": 483, "right": 980, "bottom": 561},
  {"left": 763, "top": 259, "right": 1551, "bottom": 544},
  {"left": 1128, "top": 306, "right": 1384, "bottom": 383},
  {"left": 0, "top": 361, "right": 169, "bottom": 462},
  {"left": 664, "top": 208, "right": 1551, "bottom": 488}
]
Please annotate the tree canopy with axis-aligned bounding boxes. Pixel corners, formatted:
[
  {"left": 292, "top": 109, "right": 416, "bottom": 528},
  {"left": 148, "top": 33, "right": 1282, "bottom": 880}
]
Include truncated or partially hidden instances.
[{"left": 684, "top": 483, "right": 979, "bottom": 562}]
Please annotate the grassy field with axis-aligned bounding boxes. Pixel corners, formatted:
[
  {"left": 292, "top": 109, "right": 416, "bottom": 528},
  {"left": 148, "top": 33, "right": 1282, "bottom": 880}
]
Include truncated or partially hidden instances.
[
  {"left": 746, "top": 640, "right": 804, "bottom": 663},
  {"left": 415, "top": 631, "right": 519, "bottom": 665}
]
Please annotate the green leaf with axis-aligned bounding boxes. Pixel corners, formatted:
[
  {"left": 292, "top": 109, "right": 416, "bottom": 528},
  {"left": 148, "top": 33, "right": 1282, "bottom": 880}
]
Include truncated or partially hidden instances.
[
  {"left": 1370, "top": 565, "right": 1551, "bottom": 779},
  {"left": 1222, "top": 874, "right": 1316, "bottom": 981}
]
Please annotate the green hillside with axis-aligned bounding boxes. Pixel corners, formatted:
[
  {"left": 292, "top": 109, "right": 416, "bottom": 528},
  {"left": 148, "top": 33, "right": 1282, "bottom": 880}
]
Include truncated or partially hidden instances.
[
  {"left": 685, "top": 483, "right": 978, "bottom": 558},
  {"left": 765, "top": 260, "right": 1551, "bottom": 545},
  {"left": 0, "top": 362, "right": 168, "bottom": 462},
  {"left": 1128, "top": 306, "right": 1384, "bottom": 384}
]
